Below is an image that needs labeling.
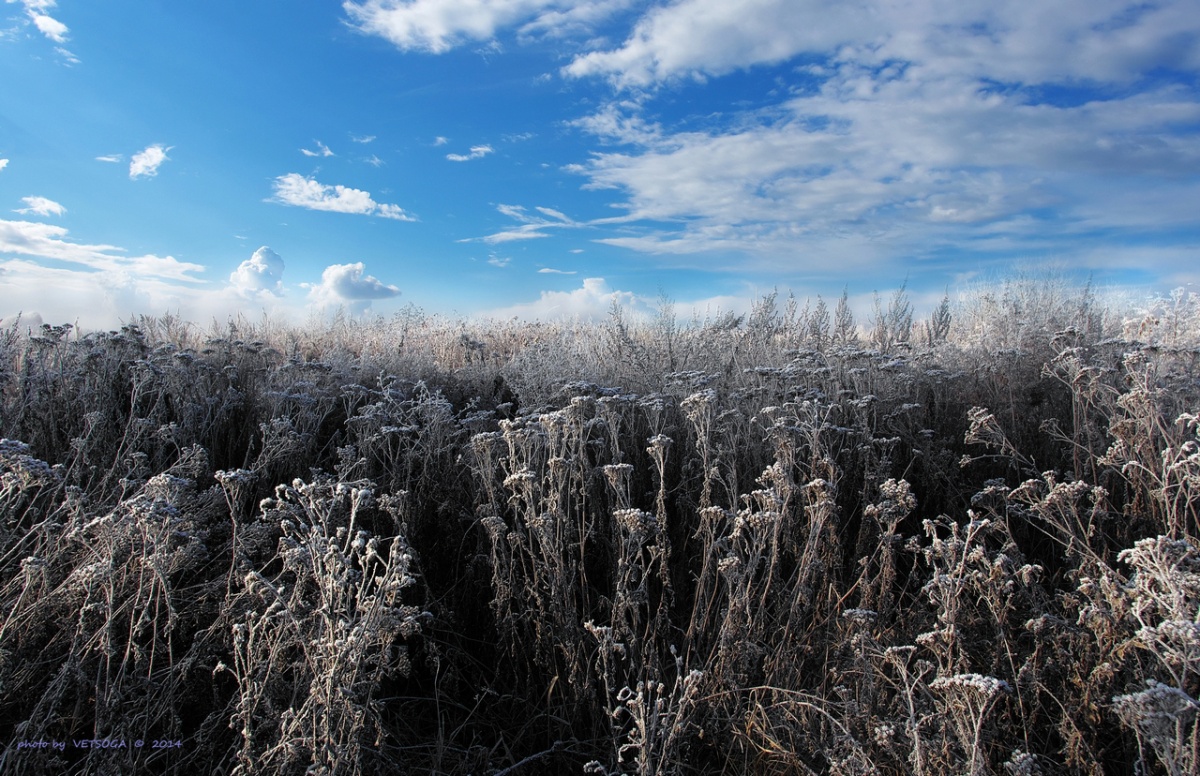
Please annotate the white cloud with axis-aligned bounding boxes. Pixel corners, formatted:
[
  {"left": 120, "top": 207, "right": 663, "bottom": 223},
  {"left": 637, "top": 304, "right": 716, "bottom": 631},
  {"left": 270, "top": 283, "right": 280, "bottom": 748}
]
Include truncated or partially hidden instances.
[
  {"left": 342, "top": 0, "right": 627, "bottom": 54},
  {"left": 129, "top": 144, "right": 172, "bottom": 179},
  {"left": 351, "top": 134, "right": 376, "bottom": 144},
  {"left": 269, "top": 173, "right": 416, "bottom": 221},
  {"left": 9, "top": 0, "right": 69, "bottom": 43},
  {"left": 0, "top": 257, "right": 308, "bottom": 332},
  {"left": 229, "top": 246, "right": 285, "bottom": 299},
  {"left": 481, "top": 277, "right": 644, "bottom": 321},
  {"left": 0, "top": 260, "right": 162, "bottom": 329},
  {"left": 565, "top": 0, "right": 868, "bottom": 86},
  {"left": 446, "top": 144, "right": 493, "bottom": 162},
  {"left": 30, "top": 11, "right": 66, "bottom": 42},
  {"left": 340, "top": 0, "right": 1198, "bottom": 282},
  {"left": 301, "top": 140, "right": 335, "bottom": 157},
  {"left": 14, "top": 196, "right": 65, "bottom": 217},
  {"left": 565, "top": 0, "right": 1200, "bottom": 88},
  {"left": 304, "top": 262, "right": 401, "bottom": 314},
  {"left": 0, "top": 217, "right": 234, "bottom": 329},
  {"left": 0, "top": 159, "right": 9, "bottom": 172},
  {"left": 0, "top": 218, "right": 204, "bottom": 281},
  {"left": 538, "top": 267, "right": 576, "bottom": 274},
  {"left": 433, "top": 136, "right": 448, "bottom": 146},
  {"left": 555, "top": 0, "right": 1200, "bottom": 275},
  {"left": 487, "top": 254, "right": 511, "bottom": 267},
  {"left": 474, "top": 203, "right": 581, "bottom": 244},
  {"left": 95, "top": 154, "right": 123, "bottom": 163},
  {"left": 365, "top": 154, "right": 384, "bottom": 167}
]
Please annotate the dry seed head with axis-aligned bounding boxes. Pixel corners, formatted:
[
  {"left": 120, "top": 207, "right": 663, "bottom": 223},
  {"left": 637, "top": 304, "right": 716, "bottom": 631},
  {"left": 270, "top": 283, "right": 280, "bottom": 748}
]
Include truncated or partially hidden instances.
[
  {"left": 479, "top": 515, "right": 506, "bottom": 541},
  {"left": 718, "top": 555, "right": 743, "bottom": 580},
  {"left": 614, "top": 507, "right": 656, "bottom": 537},
  {"left": 502, "top": 469, "right": 536, "bottom": 489},
  {"left": 646, "top": 434, "right": 673, "bottom": 452},
  {"left": 1113, "top": 680, "right": 1200, "bottom": 736},
  {"left": 746, "top": 510, "right": 781, "bottom": 532},
  {"left": 931, "top": 673, "right": 1011, "bottom": 699},
  {"left": 602, "top": 463, "right": 634, "bottom": 487}
]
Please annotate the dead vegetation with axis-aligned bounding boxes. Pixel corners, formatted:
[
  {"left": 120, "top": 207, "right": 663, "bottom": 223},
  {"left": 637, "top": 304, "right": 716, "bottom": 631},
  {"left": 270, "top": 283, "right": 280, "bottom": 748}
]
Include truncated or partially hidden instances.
[{"left": 1, "top": 280, "right": 1199, "bottom": 774}]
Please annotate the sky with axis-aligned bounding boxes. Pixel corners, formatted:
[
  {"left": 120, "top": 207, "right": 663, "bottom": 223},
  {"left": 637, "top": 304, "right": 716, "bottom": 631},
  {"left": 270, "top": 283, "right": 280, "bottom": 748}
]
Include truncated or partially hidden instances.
[{"left": 1, "top": 0, "right": 1198, "bottom": 330}]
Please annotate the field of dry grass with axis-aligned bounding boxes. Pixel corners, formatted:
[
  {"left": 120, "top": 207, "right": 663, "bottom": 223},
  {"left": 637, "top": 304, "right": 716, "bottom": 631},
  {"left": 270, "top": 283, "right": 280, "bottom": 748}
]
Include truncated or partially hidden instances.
[{"left": 2, "top": 280, "right": 1199, "bottom": 774}]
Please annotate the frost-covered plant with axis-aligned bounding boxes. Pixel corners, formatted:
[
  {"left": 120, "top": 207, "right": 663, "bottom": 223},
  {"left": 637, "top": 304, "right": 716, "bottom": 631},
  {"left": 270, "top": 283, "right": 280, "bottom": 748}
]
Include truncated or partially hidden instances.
[{"left": 225, "top": 476, "right": 427, "bottom": 776}]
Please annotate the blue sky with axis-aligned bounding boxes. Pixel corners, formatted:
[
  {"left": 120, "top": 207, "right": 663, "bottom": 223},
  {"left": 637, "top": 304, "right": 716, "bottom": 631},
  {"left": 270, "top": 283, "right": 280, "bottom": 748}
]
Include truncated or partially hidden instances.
[{"left": 1, "top": 0, "right": 1198, "bottom": 329}]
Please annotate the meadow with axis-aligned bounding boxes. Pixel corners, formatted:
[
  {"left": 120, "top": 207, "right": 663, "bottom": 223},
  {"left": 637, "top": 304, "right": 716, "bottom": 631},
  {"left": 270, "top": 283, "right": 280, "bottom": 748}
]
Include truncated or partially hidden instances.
[{"left": 2, "top": 279, "right": 1199, "bottom": 775}]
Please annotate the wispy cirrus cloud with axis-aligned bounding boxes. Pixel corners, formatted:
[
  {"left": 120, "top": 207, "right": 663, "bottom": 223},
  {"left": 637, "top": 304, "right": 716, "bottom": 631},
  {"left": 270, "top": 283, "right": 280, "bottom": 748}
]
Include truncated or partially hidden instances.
[
  {"left": 14, "top": 196, "right": 65, "bottom": 217},
  {"left": 446, "top": 144, "right": 493, "bottom": 162},
  {"left": 301, "top": 140, "right": 335, "bottom": 157},
  {"left": 269, "top": 173, "right": 416, "bottom": 221},
  {"left": 95, "top": 154, "right": 123, "bottom": 163},
  {"left": 129, "top": 144, "right": 172, "bottom": 179},
  {"left": 472, "top": 203, "right": 581, "bottom": 244}
]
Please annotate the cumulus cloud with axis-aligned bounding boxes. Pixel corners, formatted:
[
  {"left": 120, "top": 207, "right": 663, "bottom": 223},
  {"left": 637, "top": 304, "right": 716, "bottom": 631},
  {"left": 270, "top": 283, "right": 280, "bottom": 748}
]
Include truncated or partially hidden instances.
[
  {"left": 481, "top": 277, "right": 644, "bottom": 321},
  {"left": 304, "top": 262, "right": 401, "bottom": 314},
  {"left": 270, "top": 173, "right": 416, "bottom": 221},
  {"left": 14, "top": 196, "right": 66, "bottom": 217},
  {"left": 129, "top": 144, "right": 171, "bottom": 179},
  {"left": 446, "top": 144, "right": 493, "bottom": 162},
  {"left": 229, "top": 246, "right": 285, "bottom": 299}
]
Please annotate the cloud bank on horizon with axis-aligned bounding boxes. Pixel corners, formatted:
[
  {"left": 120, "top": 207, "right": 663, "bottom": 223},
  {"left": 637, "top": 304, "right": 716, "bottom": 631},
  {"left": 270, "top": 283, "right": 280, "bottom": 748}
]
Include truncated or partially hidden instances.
[{"left": 0, "top": 0, "right": 1196, "bottom": 328}]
